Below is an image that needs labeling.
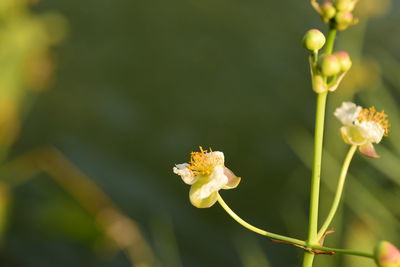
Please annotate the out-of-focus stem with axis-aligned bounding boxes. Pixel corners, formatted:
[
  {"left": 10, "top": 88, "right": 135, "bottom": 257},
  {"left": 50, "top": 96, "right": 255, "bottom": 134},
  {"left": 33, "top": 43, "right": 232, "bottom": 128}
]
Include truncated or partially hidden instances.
[{"left": 5, "top": 147, "right": 159, "bottom": 267}]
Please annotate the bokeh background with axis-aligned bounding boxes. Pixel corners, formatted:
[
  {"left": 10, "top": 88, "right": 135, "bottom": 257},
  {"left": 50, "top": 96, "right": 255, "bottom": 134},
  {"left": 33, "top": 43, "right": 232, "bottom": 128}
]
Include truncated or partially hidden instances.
[{"left": 0, "top": 0, "right": 399, "bottom": 266}]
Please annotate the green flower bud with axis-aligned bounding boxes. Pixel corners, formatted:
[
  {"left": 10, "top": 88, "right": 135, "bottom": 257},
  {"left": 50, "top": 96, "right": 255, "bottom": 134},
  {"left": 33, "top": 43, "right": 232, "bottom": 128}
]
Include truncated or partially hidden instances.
[
  {"left": 318, "top": 54, "right": 341, "bottom": 77},
  {"left": 321, "top": 1, "right": 336, "bottom": 22},
  {"left": 374, "top": 241, "right": 400, "bottom": 267},
  {"left": 302, "top": 29, "right": 326, "bottom": 51},
  {"left": 335, "top": 51, "right": 352, "bottom": 72},
  {"left": 335, "top": 0, "right": 356, "bottom": 12},
  {"left": 335, "top": 11, "right": 354, "bottom": 31}
]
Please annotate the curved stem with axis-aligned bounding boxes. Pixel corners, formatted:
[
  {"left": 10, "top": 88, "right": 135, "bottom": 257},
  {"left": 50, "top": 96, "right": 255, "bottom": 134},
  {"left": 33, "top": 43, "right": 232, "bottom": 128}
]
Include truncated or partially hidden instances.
[
  {"left": 217, "top": 194, "right": 374, "bottom": 259},
  {"left": 217, "top": 194, "right": 306, "bottom": 246},
  {"left": 317, "top": 145, "right": 357, "bottom": 240}
]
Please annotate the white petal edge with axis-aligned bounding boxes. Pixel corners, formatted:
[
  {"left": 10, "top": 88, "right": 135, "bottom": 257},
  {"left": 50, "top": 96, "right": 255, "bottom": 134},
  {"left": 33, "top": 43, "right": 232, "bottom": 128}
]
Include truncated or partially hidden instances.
[
  {"left": 334, "top": 101, "right": 362, "bottom": 126},
  {"left": 355, "top": 121, "right": 384, "bottom": 144},
  {"left": 173, "top": 163, "right": 197, "bottom": 185},
  {"left": 206, "top": 151, "right": 225, "bottom": 165}
]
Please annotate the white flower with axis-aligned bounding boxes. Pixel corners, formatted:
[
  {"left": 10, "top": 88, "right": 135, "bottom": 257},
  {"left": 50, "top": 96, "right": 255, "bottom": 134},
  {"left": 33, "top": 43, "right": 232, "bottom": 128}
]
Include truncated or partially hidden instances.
[
  {"left": 173, "top": 147, "right": 241, "bottom": 208},
  {"left": 334, "top": 102, "right": 389, "bottom": 158}
]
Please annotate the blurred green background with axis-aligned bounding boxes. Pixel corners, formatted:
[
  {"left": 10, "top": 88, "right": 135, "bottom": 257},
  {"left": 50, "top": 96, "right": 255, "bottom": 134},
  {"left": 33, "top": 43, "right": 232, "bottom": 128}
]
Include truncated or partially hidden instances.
[{"left": 0, "top": 0, "right": 399, "bottom": 266}]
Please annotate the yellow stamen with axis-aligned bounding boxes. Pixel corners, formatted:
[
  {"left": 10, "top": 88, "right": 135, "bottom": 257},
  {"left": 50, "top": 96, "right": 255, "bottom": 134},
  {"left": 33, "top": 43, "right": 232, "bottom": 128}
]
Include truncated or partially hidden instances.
[
  {"left": 187, "top": 146, "right": 223, "bottom": 176},
  {"left": 357, "top": 107, "right": 390, "bottom": 136}
]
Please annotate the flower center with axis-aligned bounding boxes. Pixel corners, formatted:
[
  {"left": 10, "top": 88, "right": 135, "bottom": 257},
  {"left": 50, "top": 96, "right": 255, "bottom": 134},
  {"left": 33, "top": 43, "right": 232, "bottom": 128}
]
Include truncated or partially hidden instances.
[
  {"left": 357, "top": 107, "right": 390, "bottom": 136},
  {"left": 187, "top": 146, "right": 223, "bottom": 176}
]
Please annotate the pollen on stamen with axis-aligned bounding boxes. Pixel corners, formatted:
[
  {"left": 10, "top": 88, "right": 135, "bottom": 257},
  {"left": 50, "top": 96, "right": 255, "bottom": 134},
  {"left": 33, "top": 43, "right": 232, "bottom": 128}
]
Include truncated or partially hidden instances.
[
  {"left": 357, "top": 107, "right": 390, "bottom": 136},
  {"left": 186, "top": 146, "right": 223, "bottom": 176}
]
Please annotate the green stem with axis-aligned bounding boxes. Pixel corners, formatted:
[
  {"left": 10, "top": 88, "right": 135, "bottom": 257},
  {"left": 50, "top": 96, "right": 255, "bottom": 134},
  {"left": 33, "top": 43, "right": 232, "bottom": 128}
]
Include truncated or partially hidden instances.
[
  {"left": 217, "top": 194, "right": 374, "bottom": 259},
  {"left": 307, "top": 91, "right": 328, "bottom": 242},
  {"left": 312, "top": 50, "right": 318, "bottom": 62},
  {"left": 317, "top": 145, "right": 357, "bottom": 240},
  {"left": 324, "top": 29, "right": 337, "bottom": 54},
  {"left": 303, "top": 91, "right": 328, "bottom": 267},
  {"left": 302, "top": 250, "right": 315, "bottom": 267},
  {"left": 217, "top": 194, "right": 306, "bottom": 245},
  {"left": 310, "top": 245, "right": 374, "bottom": 259},
  {"left": 303, "top": 27, "right": 337, "bottom": 267}
]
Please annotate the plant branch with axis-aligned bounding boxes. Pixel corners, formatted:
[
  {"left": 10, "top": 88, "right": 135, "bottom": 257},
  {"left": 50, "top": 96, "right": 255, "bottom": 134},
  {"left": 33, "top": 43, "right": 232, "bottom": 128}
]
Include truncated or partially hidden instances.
[
  {"left": 317, "top": 145, "right": 357, "bottom": 241},
  {"left": 217, "top": 194, "right": 374, "bottom": 259},
  {"left": 303, "top": 27, "right": 337, "bottom": 267}
]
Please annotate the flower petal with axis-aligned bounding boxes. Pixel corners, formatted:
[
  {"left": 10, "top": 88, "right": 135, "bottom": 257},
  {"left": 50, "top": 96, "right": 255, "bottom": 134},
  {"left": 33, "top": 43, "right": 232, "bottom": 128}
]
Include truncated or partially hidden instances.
[
  {"left": 359, "top": 143, "right": 380, "bottom": 158},
  {"left": 356, "top": 121, "right": 384, "bottom": 144},
  {"left": 194, "top": 165, "right": 228, "bottom": 199},
  {"left": 334, "top": 102, "right": 362, "bottom": 125},
  {"left": 173, "top": 163, "right": 197, "bottom": 185},
  {"left": 186, "top": 165, "right": 228, "bottom": 208},
  {"left": 207, "top": 151, "right": 225, "bottom": 165},
  {"left": 189, "top": 186, "right": 218, "bottom": 208},
  {"left": 340, "top": 125, "right": 368, "bottom": 146},
  {"left": 222, "top": 167, "right": 241, "bottom": 189}
]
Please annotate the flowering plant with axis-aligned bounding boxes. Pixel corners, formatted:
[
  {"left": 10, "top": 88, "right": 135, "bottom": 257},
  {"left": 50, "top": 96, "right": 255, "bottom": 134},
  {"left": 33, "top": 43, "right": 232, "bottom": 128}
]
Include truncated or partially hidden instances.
[{"left": 173, "top": 0, "right": 399, "bottom": 266}]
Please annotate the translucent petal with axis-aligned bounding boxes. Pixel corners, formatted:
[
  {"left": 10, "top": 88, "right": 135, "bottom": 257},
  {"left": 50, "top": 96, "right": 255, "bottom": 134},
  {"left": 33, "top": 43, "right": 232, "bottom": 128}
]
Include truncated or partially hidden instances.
[
  {"left": 359, "top": 143, "right": 379, "bottom": 158},
  {"left": 222, "top": 167, "right": 241, "bottom": 189},
  {"left": 189, "top": 186, "right": 218, "bottom": 208},
  {"left": 340, "top": 125, "right": 368, "bottom": 146},
  {"left": 195, "top": 165, "right": 227, "bottom": 199},
  {"left": 334, "top": 102, "right": 362, "bottom": 125},
  {"left": 356, "top": 121, "right": 384, "bottom": 144},
  {"left": 173, "top": 163, "right": 197, "bottom": 185},
  {"left": 207, "top": 151, "right": 225, "bottom": 164}
]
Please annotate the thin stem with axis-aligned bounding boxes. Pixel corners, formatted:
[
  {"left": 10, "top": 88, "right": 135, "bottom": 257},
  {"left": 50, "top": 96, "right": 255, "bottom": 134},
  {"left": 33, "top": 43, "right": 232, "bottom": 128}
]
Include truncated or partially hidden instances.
[
  {"left": 317, "top": 145, "right": 357, "bottom": 240},
  {"left": 312, "top": 50, "right": 318, "bottom": 62},
  {"left": 217, "top": 194, "right": 374, "bottom": 259},
  {"left": 310, "top": 245, "right": 374, "bottom": 259},
  {"left": 324, "top": 29, "right": 337, "bottom": 54},
  {"left": 302, "top": 253, "right": 315, "bottom": 267},
  {"left": 303, "top": 91, "right": 328, "bottom": 267},
  {"left": 303, "top": 27, "right": 337, "bottom": 267},
  {"left": 217, "top": 194, "right": 306, "bottom": 245},
  {"left": 307, "top": 91, "right": 328, "bottom": 243}
]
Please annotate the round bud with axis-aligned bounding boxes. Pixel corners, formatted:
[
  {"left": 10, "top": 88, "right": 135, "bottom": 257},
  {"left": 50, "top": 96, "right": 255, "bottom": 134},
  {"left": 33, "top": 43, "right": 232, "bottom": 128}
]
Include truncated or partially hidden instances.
[
  {"left": 335, "top": 51, "right": 352, "bottom": 72},
  {"left": 335, "top": 0, "right": 356, "bottom": 12},
  {"left": 302, "top": 29, "right": 326, "bottom": 51},
  {"left": 335, "top": 11, "right": 353, "bottom": 31},
  {"left": 318, "top": 54, "right": 341, "bottom": 76},
  {"left": 321, "top": 2, "right": 336, "bottom": 20},
  {"left": 374, "top": 241, "right": 400, "bottom": 267}
]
